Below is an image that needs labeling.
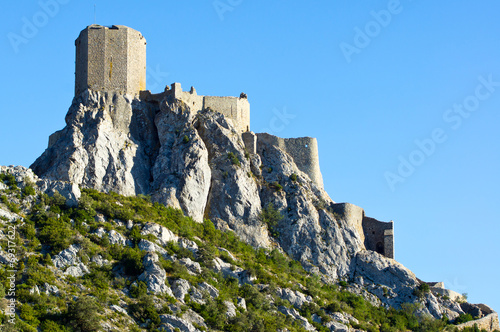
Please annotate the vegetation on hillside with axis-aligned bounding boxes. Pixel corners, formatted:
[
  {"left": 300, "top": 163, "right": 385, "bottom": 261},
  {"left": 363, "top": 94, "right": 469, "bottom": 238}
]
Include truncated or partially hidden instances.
[{"left": 0, "top": 175, "right": 497, "bottom": 331}]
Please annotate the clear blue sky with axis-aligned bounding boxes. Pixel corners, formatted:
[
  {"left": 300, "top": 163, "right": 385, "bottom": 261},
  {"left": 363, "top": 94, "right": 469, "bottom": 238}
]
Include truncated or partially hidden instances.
[{"left": 1, "top": 1, "right": 499, "bottom": 312}]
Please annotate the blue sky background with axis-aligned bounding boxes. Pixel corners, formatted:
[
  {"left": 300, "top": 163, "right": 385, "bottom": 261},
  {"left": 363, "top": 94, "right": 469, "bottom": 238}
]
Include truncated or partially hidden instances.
[{"left": 1, "top": 1, "right": 499, "bottom": 312}]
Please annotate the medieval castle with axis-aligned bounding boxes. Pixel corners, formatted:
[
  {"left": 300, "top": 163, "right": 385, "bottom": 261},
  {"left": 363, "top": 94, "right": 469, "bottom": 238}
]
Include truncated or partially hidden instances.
[{"left": 74, "top": 24, "right": 394, "bottom": 259}]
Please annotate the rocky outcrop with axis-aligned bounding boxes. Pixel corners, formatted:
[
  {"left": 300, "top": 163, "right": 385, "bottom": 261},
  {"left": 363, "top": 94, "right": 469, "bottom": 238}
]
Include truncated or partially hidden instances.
[
  {"left": 0, "top": 165, "right": 80, "bottom": 207},
  {"left": 150, "top": 98, "right": 211, "bottom": 223},
  {"left": 137, "top": 252, "right": 172, "bottom": 295},
  {"left": 26, "top": 88, "right": 486, "bottom": 320},
  {"left": 30, "top": 89, "right": 368, "bottom": 282}
]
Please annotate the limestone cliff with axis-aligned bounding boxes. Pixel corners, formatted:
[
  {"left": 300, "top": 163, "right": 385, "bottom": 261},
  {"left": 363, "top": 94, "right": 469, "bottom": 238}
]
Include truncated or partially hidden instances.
[{"left": 29, "top": 89, "right": 498, "bottom": 328}]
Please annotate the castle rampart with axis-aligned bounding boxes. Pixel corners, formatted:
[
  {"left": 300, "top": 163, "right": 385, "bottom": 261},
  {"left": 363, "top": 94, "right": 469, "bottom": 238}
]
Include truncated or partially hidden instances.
[
  {"left": 256, "top": 133, "right": 324, "bottom": 188},
  {"left": 330, "top": 203, "right": 394, "bottom": 259},
  {"left": 142, "top": 82, "right": 250, "bottom": 134},
  {"left": 75, "top": 25, "right": 146, "bottom": 96}
]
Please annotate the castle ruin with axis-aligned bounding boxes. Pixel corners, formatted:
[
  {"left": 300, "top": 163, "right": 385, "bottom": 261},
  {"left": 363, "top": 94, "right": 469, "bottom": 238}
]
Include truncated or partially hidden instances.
[
  {"left": 331, "top": 203, "right": 394, "bottom": 258},
  {"left": 141, "top": 83, "right": 250, "bottom": 134},
  {"left": 73, "top": 25, "right": 395, "bottom": 259}
]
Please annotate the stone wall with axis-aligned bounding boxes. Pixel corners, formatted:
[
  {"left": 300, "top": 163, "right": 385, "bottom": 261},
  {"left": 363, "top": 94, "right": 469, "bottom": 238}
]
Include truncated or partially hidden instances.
[
  {"left": 242, "top": 132, "right": 257, "bottom": 155},
  {"left": 75, "top": 25, "right": 146, "bottom": 96},
  {"left": 456, "top": 313, "right": 499, "bottom": 331},
  {"left": 330, "top": 203, "right": 365, "bottom": 245},
  {"left": 256, "top": 133, "right": 324, "bottom": 188},
  {"left": 329, "top": 203, "right": 394, "bottom": 259},
  {"left": 363, "top": 217, "right": 394, "bottom": 259},
  {"left": 143, "top": 83, "right": 250, "bottom": 134}
]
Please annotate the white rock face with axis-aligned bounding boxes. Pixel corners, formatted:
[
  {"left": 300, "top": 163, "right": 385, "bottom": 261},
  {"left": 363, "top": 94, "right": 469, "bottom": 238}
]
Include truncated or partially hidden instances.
[
  {"left": 172, "top": 278, "right": 191, "bottom": 302},
  {"left": 224, "top": 300, "right": 237, "bottom": 318},
  {"left": 276, "top": 288, "right": 313, "bottom": 309},
  {"left": 137, "top": 252, "right": 173, "bottom": 296},
  {"left": 27, "top": 89, "right": 476, "bottom": 318},
  {"left": 159, "top": 314, "right": 200, "bottom": 332},
  {"left": 141, "top": 222, "right": 178, "bottom": 246},
  {"left": 0, "top": 165, "right": 80, "bottom": 207},
  {"left": 197, "top": 282, "right": 219, "bottom": 299},
  {"left": 31, "top": 91, "right": 153, "bottom": 196},
  {"left": 151, "top": 99, "right": 211, "bottom": 223},
  {"left": 137, "top": 239, "right": 167, "bottom": 255},
  {"left": 179, "top": 258, "right": 201, "bottom": 275},
  {"left": 65, "top": 263, "right": 90, "bottom": 277},
  {"left": 52, "top": 244, "right": 81, "bottom": 269},
  {"left": 92, "top": 227, "right": 126, "bottom": 245},
  {"left": 29, "top": 90, "right": 366, "bottom": 284}
]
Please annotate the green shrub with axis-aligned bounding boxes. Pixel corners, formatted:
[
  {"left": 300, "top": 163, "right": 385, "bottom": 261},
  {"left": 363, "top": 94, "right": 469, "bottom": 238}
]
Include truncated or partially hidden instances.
[
  {"left": 182, "top": 135, "right": 190, "bottom": 143},
  {"left": 129, "top": 294, "right": 161, "bottom": 327},
  {"left": 455, "top": 313, "right": 474, "bottom": 324},
  {"left": 119, "top": 247, "right": 144, "bottom": 276},
  {"left": 414, "top": 283, "right": 430, "bottom": 299},
  {"left": 258, "top": 203, "right": 283, "bottom": 238},
  {"left": 290, "top": 173, "right": 298, "bottom": 182},
  {"left": 227, "top": 152, "right": 240, "bottom": 166},
  {"left": 40, "top": 320, "right": 68, "bottom": 331},
  {"left": 0, "top": 173, "right": 17, "bottom": 188},
  {"left": 19, "top": 303, "right": 40, "bottom": 327},
  {"left": 67, "top": 296, "right": 101, "bottom": 332},
  {"left": 130, "top": 281, "right": 148, "bottom": 298},
  {"left": 270, "top": 181, "right": 282, "bottom": 191},
  {"left": 22, "top": 185, "right": 36, "bottom": 197}
]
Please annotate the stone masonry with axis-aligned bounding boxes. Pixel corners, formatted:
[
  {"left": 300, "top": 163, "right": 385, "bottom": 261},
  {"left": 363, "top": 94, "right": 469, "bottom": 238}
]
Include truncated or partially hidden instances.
[
  {"left": 330, "top": 203, "right": 395, "bottom": 259},
  {"left": 256, "top": 133, "right": 324, "bottom": 189},
  {"left": 72, "top": 24, "right": 395, "bottom": 258},
  {"left": 75, "top": 25, "right": 146, "bottom": 96},
  {"left": 141, "top": 83, "right": 250, "bottom": 134}
]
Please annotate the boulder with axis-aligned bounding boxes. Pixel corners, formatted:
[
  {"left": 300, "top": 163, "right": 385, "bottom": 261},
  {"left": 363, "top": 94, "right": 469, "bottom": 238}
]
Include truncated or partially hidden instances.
[
  {"left": 137, "top": 252, "right": 172, "bottom": 295},
  {"left": 172, "top": 279, "right": 191, "bottom": 302}
]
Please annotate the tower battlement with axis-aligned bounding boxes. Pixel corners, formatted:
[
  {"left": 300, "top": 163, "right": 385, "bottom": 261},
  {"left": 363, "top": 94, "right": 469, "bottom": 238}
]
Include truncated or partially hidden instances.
[{"left": 75, "top": 25, "right": 146, "bottom": 96}]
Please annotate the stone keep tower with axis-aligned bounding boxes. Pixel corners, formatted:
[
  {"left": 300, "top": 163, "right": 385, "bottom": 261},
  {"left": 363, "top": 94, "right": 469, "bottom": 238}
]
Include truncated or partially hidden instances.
[{"left": 75, "top": 25, "right": 146, "bottom": 96}]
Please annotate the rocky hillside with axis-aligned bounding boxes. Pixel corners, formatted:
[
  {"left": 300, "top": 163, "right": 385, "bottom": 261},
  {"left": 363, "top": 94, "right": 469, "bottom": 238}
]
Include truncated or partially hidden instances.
[
  {"left": 0, "top": 87, "right": 496, "bottom": 331},
  {"left": 0, "top": 167, "right": 498, "bottom": 332}
]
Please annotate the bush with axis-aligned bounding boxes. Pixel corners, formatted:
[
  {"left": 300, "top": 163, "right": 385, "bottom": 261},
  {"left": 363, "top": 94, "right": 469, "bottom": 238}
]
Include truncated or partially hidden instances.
[
  {"left": 455, "top": 313, "right": 474, "bottom": 324},
  {"left": 119, "top": 247, "right": 144, "bottom": 276},
  {"left": 258, "top": 203, "right": 283, "bottom": 238},
  {"left": 227, "top": 152, "right": 240, "bottom": 166},
  {"left": 270, "top": 181, "right": 282, "bottom": 191},
  {"left": 414, "top": 283, "right": 430, "bottom": 299},
  {"left": 130, "top": 281, "right": 148, "bottom": 298},
  {"left": 0, "top": 173, "right": 17, "bottom": 188},
  {"left": 40, "top": 320, "right": 68, "bottom": 331},
  {"left": 129, "top": 295, "right": 161, "bottom": 327},
  {"left": 67, "top": 296, "right": 101, "bottom": 332},
  {"left": 182, "top": 135, "right": 190, "bottom": 143},
  {"left": 290, "top": 173, "right": 298, "bottom": 182},
  {"left": 22, "top": 185, "right": 36, "bottom": 197}
]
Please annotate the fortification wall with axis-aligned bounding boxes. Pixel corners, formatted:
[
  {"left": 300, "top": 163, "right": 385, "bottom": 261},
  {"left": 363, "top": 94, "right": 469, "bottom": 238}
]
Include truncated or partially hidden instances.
[
  {"left": 256, "top": 133, "right": 324, "bottom": 188},
  {"left": 330, "top": 203, "right": 365, "bottom": 245},
  {"left": 456, "top": 313, "right": 499, "bottom": 331},
  {"left": 126, "top": 26, "right": 147, "bottom": 93},
  {"left": 75, "top": 25, "right": 146, "bottom": 96},
  {"left": 362, "top": 217, "right": 394, "bottom": 259},
  {"left": 161, "top": 83, "right": 250, "bottom": 134}
]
